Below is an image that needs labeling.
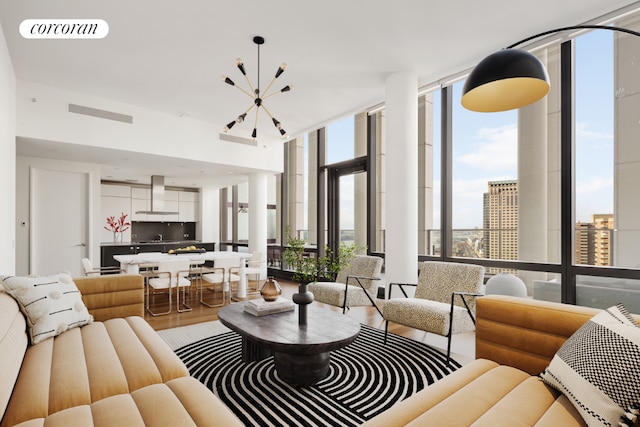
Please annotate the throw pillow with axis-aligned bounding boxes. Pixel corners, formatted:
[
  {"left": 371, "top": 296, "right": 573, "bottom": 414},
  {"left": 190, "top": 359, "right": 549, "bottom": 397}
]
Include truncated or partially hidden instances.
[
  {"left": 0, "top": 273, "right": 93, "bottom": 345},
  {"left": 539, "top": 304, "right": 640, "bottom": 427}
]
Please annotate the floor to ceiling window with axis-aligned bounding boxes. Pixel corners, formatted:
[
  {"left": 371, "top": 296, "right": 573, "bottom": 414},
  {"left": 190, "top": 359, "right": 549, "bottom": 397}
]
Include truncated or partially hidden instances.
[
  {"left": 571, "top": 18, "right": 640, "bottom": 312},
  {"left": 419, "top": 93, "right": 440, "bottom": 257},
  {"left": 264, "top": 8, "right": 640, "bottom": 310},
  {"left": 451, "top": 81, "right": 519, "bottom": 266}
]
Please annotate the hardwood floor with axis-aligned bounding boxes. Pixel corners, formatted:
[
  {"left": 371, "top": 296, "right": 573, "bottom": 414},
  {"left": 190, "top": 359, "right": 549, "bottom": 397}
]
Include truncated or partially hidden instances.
[{"left": 144, "top": 277, "right": 475, "bottom": 363}]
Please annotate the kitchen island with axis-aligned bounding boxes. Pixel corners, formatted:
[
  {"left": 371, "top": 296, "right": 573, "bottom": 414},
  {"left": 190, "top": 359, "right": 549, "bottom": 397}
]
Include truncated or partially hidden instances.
[
  {"left": 113, "top": 250, "right": 253, "bottom": 299},
  {"left": 100, "top": 241, "right": 216, "bottom": 268}
]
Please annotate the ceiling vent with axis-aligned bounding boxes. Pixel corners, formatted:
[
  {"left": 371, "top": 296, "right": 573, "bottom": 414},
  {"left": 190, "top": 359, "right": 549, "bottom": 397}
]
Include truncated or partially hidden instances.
[
  {"left": 134, "top": 175, "right": 179, "bottom": 215},
  {"left": 219, "top": 133, "right": 258, "bottom": 147},
  {"left": 68, "top": 103, "right": 133, "bottom": 124}
]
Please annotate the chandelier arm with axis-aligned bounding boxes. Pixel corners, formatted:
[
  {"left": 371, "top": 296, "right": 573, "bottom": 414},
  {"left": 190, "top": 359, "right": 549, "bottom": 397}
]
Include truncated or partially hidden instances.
[
  {"left": 261, "top": 90, "right": 285, "bottom": 101},
  {"left": 251, "top": 107, "right": 259, "bottom": 139},
  {"left": 260, "top": 103, "right": 275, "bottom": 119},
  {"left": 242, "top": 103, "right": 257, "bottom": 115},
  {"left": 241, "top": 73, "right": 257, "bottom": 98},
  {"left": 232, "top": 84, "right": 255, "bottom": 99},
  {"left": 506, "top": 24, "right": 640, "bottom": 49},
  {"left": 261, "top": 104, "right": 288, "bottom": 137},
  {"left": 261, "top": 75, "right": 279, "bottom": 98}
]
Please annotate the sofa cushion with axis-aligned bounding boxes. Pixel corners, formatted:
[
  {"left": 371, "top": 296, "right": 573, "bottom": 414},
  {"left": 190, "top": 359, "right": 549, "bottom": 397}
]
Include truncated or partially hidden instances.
[
  {"left": 0, "top": 316, "right": 190, "bottom": 427},
  {"left": 0, "top": 273, "right": 93, "bottom": 344},
  {"left": 11, "top": 377, "right": 243, "bottom": 427},
  {"left": 539, "top": 304, "right": 640, "bottom": 427},
  {"left": 360, "top": 359, "right": 585, "bottom": 426},
  {"left": 0, "top": 293, "right": 29, "bottom": 426}
]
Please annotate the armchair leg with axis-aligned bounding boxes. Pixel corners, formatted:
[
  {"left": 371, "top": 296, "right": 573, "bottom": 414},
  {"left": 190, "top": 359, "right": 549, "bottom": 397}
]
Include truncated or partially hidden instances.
[
  {"left": 446, "top": 329, "right": 453, "bottom": 366},
  {"left": 384, "top": 320, "right": 389, "bottom": 344}
]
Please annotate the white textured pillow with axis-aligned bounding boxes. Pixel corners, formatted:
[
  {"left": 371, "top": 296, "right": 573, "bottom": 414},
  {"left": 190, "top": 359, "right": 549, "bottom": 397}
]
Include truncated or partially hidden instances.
[
  {"left": 539, "top": 304, "right": 640, "bottom": 427},
  {"left": 0, "top": 273, "right": 93, "bottom": 345}
]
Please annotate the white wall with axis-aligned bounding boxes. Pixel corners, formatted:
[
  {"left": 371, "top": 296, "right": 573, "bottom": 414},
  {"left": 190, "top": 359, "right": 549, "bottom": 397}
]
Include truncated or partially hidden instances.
[
  {"left": 15, "top": 156, "right": 102, "bottom": 276},
  {"left": 0, "top": 21, "right": 16, "bottom": 274},
  {"left": 16, "top": 80, "right": 284, "bottom": 173}
]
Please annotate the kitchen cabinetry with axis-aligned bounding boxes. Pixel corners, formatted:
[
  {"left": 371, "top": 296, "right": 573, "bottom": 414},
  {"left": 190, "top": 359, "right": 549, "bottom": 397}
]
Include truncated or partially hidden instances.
[
  {"left": 125, "top": 188, "right": 197, "bottom": 222},
  {"left": 131, "top": 188, "right": 150, "bottom": 221},
  {"left": 179, "top": 191, "right": 198, "bottom": 222}
]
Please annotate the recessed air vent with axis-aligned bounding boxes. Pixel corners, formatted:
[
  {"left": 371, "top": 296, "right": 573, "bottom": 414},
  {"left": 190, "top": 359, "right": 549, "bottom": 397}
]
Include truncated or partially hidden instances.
[
  {"left": 68, "top": 103, "right": 133, "bottom": 124},
  {"left": 219, "top": 133, "right": 258, "bottom": 146}
]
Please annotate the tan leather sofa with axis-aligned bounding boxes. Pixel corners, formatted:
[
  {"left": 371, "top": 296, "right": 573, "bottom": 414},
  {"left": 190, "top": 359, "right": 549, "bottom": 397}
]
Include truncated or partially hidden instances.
[
  {"left": 0, "top": 274, "right": 242, "bottom": 427},
  {"left": 363, "top": 295, "right": 640, "bottom": 427}
]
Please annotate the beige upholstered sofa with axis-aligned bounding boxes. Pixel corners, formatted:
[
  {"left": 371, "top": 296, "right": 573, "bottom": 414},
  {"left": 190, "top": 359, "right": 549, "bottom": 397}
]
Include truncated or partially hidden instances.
[
  {"left": 0, "top": 274, "right": 242, "bottom": 427},
  {"left": 363, "top": 295, "right": 640, "bottom": 427}
]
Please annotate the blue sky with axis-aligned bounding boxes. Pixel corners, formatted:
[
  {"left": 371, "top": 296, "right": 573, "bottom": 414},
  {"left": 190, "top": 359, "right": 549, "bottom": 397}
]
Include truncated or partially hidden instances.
[{"left": 307, "top": 29, "right": 615, "bottom": 231}]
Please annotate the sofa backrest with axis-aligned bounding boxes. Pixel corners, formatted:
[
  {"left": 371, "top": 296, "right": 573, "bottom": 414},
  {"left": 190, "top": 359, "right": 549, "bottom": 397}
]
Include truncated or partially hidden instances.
[
  {"left": 476, "top": 295, "right": 640, "bottom": 375},
  {"left": 73, "top": 274, "right": 144, "bottom": 321},
  {"left": 0, "top": 292, "right": 28, "bottom": 423}
]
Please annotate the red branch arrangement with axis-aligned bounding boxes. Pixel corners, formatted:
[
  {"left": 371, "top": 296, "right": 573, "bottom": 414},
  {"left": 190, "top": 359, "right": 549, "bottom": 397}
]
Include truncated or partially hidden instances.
[{"left": 104, "top": 213, "right": 131, "bottom": 233}]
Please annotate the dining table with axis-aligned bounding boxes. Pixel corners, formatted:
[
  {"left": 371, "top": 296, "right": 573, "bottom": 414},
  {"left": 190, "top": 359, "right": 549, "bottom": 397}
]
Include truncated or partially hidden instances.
[{"left": 113, "top": 251, "right": 254, "bottom": 299}]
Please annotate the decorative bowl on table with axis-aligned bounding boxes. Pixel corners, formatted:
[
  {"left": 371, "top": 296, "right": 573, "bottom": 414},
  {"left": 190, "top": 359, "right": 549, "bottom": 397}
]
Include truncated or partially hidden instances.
[{"left": 168, "top": 246, "right": 207, "bottom": 254}]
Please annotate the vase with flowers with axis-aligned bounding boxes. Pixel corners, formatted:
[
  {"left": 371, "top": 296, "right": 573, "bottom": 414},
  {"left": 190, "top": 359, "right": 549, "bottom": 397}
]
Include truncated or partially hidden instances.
[{"left": 104, "top": 213, "right": 131, "bottom": 243}]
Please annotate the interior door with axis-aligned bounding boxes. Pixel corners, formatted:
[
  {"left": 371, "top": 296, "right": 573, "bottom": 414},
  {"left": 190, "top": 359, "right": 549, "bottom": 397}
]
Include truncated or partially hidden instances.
[{"left": 31, "top": 168, "right": 89, "bottom": 276}]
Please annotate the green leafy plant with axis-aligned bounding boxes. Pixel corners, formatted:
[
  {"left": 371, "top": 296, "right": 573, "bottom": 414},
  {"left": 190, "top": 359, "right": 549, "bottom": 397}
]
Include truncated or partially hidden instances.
[{"left": 282, "top": 227, "right": 364, "bottom": 283}]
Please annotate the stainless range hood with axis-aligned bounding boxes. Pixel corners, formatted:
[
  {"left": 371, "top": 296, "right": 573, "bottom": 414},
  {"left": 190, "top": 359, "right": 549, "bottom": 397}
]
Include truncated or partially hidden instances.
[{"left": 134, "top": 175, "right": 180, "bottom": 215}]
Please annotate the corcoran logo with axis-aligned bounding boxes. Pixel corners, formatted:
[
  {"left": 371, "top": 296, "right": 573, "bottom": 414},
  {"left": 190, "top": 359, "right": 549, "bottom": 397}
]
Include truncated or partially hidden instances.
[{"left": 19, "top": 19, "right": 109, "bottom": 39}]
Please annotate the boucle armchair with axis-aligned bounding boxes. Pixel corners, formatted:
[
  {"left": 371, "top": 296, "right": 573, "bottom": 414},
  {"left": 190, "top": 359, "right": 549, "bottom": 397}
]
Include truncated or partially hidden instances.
[
  {"left": 308, "top": 255, "right": 383, "bottom": 315},
  {"left": 383, "top": 261, "right": 484, "bottom": 363}
]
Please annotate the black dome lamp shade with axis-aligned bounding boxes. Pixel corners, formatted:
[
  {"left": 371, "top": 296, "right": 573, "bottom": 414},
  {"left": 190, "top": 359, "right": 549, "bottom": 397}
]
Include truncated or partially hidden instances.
[
  {"left": 461, "top": 49, "right": 549, "bottom": 112},
  {"left": 461, "top": 25, "right": 640, "bottom": 112}
]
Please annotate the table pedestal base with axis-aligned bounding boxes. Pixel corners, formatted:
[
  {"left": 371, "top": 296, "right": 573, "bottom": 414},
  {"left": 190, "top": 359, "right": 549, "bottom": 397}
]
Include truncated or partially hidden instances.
[
  {"left": 241, "top": 337, "right": 331, "bottom": 386},
  {"left": 274, "top": 351, "right": 330, "bottom": 386}
]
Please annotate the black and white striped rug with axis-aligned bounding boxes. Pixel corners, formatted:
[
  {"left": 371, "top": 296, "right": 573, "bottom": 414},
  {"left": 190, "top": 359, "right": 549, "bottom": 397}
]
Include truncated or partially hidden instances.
[{"left": 175, "top": 325, "right": 461, "bottom": 427}]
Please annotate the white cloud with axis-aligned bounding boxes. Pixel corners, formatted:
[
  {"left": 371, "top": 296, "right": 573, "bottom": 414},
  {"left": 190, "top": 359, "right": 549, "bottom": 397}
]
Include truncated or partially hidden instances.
[
  {"left": 575, "top": 122, "right": 613, "bottom": 143},
  {"left": 457, "top": 124, "right": 517, "bottom": 173},
  {"left": 575, "top": 176, "right": 613, "bottom": 195}
]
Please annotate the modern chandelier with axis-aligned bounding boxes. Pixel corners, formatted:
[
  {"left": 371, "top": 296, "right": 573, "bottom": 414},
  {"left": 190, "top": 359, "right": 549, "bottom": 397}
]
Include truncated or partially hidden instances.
[{"left": 222, "top": 35, "right": 292, "bottom": 140}]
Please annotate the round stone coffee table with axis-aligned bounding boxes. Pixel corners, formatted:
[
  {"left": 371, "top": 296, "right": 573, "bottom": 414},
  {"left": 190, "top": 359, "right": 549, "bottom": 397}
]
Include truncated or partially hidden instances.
[{"left": 217, "top": 302, "right": 360, "bottom": 386}]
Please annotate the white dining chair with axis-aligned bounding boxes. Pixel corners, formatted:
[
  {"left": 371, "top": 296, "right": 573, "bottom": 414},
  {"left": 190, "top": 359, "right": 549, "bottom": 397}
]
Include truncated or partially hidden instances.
[
  {"left": 147, "top": 258, "right": 192, "bottom": 316},
  {"left": 201, "top": 257, "right": 241, "bottom": 305}
]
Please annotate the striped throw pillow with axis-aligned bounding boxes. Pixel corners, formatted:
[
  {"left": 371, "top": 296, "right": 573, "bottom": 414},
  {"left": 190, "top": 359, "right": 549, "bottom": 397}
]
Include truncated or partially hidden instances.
[{"left": 539, "top": 304, "right": 640, "bottom": 427}]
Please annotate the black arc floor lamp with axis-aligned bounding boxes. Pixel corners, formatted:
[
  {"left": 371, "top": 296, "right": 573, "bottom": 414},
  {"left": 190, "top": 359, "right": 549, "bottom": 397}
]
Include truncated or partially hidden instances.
[
  {"left": 222, "top": 35, "right": 292, "bottom": 139},
  {"left": 461, "top": 25, "right": 640, "bottom": 112}
]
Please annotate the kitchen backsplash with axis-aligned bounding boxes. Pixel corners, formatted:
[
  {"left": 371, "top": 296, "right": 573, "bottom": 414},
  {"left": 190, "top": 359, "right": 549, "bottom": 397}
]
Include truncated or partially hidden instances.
[{"left": 131, "top": 221, "right": 196, "bottom": 242}]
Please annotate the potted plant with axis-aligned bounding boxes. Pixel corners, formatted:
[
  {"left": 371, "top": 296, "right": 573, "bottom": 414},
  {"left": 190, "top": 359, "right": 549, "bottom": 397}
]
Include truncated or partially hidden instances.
[
  {"left": 282, "top": 228, "right": 363, "bottom": 324},
  {"left": 281, "top": 227, "right": 362, "bottom": 284}
]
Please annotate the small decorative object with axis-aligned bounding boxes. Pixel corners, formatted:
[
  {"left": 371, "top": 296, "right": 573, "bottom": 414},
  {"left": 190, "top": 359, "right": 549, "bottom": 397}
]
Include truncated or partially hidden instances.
[
  {"left": 260, "top": 276, "right": 282, "bottom": 302},
  {"left": 104, "top": 212, "right": 131, "bottom": 243},
  {"left": 292, "top": 282, "right": 314, "bottom": 325}
]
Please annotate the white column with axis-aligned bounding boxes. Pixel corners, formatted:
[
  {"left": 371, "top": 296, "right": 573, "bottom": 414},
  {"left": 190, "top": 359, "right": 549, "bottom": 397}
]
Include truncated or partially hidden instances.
[
  {"left": 354, "top": 113, "right": 367, "bottom": 253},
  {"left": 248, "top": 173, "right": 268, "bottom": 280},
  {"left": 385, "top": 71, "right": 418, "bottom": 290},
  {"left": 199, "top": 185, "right": 219, "bottom": 245},
  {"left": 614, "top": 15, "right": 640, "bottom": 268},
  {"left": 518, "top": 61, "right": 548, "bottom": 294}
]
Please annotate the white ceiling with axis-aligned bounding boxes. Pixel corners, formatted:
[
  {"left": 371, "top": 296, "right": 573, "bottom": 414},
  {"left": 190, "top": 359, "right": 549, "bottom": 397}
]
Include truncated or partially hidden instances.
[{"left": 2, "top": 0, "right": 639, "bottom": 188}]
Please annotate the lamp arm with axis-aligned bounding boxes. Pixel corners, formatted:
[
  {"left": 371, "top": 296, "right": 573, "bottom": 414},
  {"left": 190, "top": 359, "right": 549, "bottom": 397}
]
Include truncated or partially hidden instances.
[{"left": 506, "top": 24, "right": 640, "bottom": 49}]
